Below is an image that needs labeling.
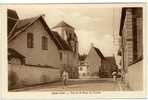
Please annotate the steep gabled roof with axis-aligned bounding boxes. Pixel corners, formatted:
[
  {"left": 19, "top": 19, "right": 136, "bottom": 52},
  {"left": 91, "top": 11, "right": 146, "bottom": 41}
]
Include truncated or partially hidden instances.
[
  {"left": 93, "top": 47, "right": 104, "bottom": 59},
  {"left": 52, "top": 21, "right": 74, "bottom": 29},
  {"left": 11, "top": 16, "right": 40, "bottom": 34},
  {"left": 8, "top": 15, "right": 64, "bottom": 50},
  {"left": 8, "top": 15, "right": 42, "bottom": 40},
  {"left": 8, "top": 48, "right": 25, "bottom": 58},
  {"left": 51, "top": 31, "right": 72, "bottom": 51}
]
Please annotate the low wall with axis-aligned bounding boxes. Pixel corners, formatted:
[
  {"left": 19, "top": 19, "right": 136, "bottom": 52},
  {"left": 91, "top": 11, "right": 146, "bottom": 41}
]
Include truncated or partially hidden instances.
[
  {"left": 127, "top": 60, "right": 143, "bottom": 91},
  {"left": 8, "top": 64, "right": 60, "bottom": 89}
]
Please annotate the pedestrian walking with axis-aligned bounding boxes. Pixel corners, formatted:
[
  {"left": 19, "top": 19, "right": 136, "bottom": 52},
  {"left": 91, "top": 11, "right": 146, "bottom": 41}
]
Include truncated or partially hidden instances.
[
  {"left": 117, "top": 71, "right": 122, "bottom": 81},
  {"left": 62, "top": 70, "right": 69, "bottom": 86}
]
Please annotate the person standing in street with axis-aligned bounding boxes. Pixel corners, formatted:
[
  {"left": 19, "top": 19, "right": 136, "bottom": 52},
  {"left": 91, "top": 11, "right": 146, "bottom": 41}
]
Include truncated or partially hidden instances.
[
  {"left": 112, "top": 71, "right": 117, "bottom": 81},
  {"left": 62, "top": 70, "right": 69, "bottom": 86}
]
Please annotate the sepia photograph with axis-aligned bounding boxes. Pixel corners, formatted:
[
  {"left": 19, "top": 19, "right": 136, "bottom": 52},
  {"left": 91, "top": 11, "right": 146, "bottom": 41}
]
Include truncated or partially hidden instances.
[{"left": 6, "top": 4, "right": 144, "bottom": 93}]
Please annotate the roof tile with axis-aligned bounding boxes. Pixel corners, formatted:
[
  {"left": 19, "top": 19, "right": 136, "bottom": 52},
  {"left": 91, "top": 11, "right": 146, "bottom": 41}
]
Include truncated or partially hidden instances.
[{"left": 52, "top": 31, "right": 72, "bottom": 51}]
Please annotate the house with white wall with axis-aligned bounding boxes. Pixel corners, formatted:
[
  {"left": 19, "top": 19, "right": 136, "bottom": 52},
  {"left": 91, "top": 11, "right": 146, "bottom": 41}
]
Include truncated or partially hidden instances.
[
  {"left": 8, "top": 14, "right": 62, "bottom": 69},
  {"left": 7, "top": 9, "right": 66, "bottom": 89},
  {"left": 78, "top": 61, "right": 90, "bottom": 79}
]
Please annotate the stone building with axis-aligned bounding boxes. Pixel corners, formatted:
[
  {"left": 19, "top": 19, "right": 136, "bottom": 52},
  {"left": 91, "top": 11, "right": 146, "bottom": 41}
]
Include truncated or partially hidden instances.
[
  {"left": 8, "top": 14, "right": 62, "bottom": 69},
  {"left": 7, "top": 9, "right": 67, "bottom": 88},
  {"left": 84, "top": 46, "right": 118, "bottom": 78},
  {"left": 118, "top": 7, "right": 143, "bottom": 90},
  {"left": 85, "top": 46, "right": 104, "bottom": 78},
  {"left": 52, "top": 21, "right": 79, "bottom": 78},
  {"left": 78, "top": 54, "right": 89, "bottom": 79}
]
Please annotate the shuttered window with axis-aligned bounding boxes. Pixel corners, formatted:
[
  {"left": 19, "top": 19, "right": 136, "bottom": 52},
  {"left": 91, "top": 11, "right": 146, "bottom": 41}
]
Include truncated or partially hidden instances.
[
  {"left": 42, "top": 36, "right": 48, "bottom": 50},
  {"left": 27, "top": 33, "right": 33, "bottom": 48}
]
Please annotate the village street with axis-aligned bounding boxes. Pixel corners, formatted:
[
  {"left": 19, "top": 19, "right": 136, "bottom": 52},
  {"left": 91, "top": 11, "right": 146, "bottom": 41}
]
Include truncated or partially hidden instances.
[
  {"left": 11, "top": 78, "right": 130, "bottom": 92},
  {"left": 7, "top": 7, "right": 143, "bottom": 92}
]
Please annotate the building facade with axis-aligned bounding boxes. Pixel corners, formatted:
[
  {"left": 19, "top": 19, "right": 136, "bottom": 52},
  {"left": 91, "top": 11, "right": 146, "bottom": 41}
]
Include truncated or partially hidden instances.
[
  {"left": 7, "top": 9, "right": 66, "bottom": 88},
  {"left": 8, "top": 15, "right": 61, "bottom": 69},
  {"left": 78, "top": 61, "right": 90, "bottom": 79},
  {"left": 118, "top": 7, "right": 143, "bottom": 90},
  {"left": 52, "top": 21, "right": 79, "bottom": 78},
  {"left": 85, "top": 46, "right": 104, "bottom": 78}
]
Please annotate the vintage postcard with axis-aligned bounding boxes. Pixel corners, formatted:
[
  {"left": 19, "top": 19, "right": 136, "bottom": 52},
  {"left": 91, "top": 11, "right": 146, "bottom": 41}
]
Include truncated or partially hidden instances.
[{"left": 0, "top": 3, "right": 147, "bottom": 100}]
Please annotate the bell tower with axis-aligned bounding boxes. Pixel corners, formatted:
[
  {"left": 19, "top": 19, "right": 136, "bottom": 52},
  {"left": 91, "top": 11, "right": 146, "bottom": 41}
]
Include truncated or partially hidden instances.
[{"left": 52, "top": 21, "right": 78, "bottom": 53}]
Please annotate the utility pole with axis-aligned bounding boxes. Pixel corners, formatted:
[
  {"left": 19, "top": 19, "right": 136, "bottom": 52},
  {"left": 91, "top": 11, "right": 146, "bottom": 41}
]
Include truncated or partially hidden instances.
[{"left": 112, "top": 8, "right": 118, "bottom": 57}]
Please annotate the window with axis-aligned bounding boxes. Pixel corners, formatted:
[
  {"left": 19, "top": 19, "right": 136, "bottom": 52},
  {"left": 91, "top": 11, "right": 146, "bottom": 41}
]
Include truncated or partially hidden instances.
[
  {"left": 83, "top": 73, "right": 85, "bottom": 76},
  {"left": 42, "top": 36, "right": 48, "bottom": 50},
  {"left": 60, "top": 52, "right": 62, "bottom": 60},
  {"left": 27, "top": 33, "right": 33, "bottom": 48},
  {"left": 80, "top": 67, "right": 83, "bottom": 71}
]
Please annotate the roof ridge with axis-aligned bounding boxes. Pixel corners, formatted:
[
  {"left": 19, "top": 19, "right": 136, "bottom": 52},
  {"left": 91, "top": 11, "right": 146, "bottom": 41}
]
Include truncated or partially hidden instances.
[
  {"left": 8, "top": 15, "right": 44, "bottom": 41},
  {"left": 52, "top": 21, "right": 74, "bottom": 29},
  {"left": 9, "top": 14, "right": 45, "bottom": 35},
  {"left": 20, "top": 14, "right": 45, "bottom": 20},
  {"left": 93, "top": 47, "right": 104, "bottom": 59}
]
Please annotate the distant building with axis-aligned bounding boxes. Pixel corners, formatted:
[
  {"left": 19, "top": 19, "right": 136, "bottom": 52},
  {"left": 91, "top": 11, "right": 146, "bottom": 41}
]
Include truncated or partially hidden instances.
[
  {"left": 100, "top": 56, "right": 118, "bottom": 78},
  {"left": 118, "top": 7, "right": 143, "bottom": 90},
  {"left": 84, "top": 46, "right": 118, "bottom": 78},
  {"left": 52, "top": 21, "right": 79, "bottom": 78},
  {"left": 78, "top": 61, "right": 89, "bottom": 79},
  {"left": 85, "top": 46, "right": 104, "bottom": 78},
  {"left": 78, "top": 54, "right": 89, "bottom": 79}
]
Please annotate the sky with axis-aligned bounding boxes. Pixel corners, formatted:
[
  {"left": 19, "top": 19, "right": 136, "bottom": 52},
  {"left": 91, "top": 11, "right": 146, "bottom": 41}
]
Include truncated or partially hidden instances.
[{"left": 7, "top": 5, "right": 122, "bottom": 57}]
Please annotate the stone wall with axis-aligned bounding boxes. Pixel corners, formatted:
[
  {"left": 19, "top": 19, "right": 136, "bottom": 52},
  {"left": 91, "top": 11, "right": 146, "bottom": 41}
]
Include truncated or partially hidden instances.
[
  {"left": 127, "top": 60, "right": 143, "bottom": 90},
  {"left": 8, "top": 64, "right": 60, "bottom": 89}
]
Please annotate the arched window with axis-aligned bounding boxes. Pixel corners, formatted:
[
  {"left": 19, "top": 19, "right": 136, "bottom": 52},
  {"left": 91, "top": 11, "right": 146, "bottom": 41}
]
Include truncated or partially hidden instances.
[
  {"left": 42, "top": 36, "right": 48, "bottom": 50},
  {"left": 27, "top": 33, "right": 33, "bottom": 48}
]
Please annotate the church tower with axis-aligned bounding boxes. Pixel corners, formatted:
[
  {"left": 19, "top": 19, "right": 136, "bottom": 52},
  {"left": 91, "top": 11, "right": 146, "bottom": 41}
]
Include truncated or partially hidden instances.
[{"left": 52, "top": 21, "right": 78, "bottom": 53}]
